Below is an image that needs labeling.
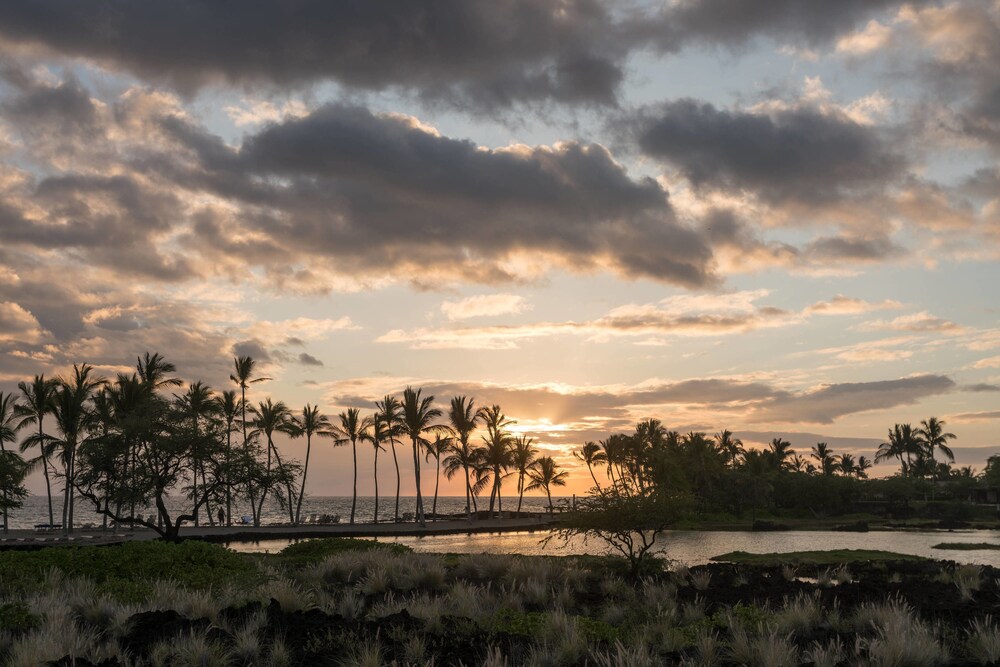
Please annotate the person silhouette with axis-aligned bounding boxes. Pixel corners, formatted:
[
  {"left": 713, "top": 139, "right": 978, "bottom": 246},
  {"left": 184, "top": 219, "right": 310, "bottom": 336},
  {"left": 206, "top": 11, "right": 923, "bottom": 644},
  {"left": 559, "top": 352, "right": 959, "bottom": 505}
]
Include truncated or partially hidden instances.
[{"left": 218, "top": 508, "right": 225, "bottom": 525}]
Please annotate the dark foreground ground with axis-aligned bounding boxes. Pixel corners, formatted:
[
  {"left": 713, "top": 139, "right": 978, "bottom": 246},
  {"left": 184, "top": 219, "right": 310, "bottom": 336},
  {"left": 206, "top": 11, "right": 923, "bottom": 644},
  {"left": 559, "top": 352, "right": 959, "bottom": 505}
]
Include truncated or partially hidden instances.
[{"left": 2, "top": 539, "right": 1000, "bottom": 665}]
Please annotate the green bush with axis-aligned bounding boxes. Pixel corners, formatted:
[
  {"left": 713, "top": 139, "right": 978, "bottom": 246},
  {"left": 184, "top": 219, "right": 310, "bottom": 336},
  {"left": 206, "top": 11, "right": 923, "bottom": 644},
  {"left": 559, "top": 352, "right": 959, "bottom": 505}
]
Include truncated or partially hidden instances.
[
  {"left": 0, "top": 540, "right": 261, "bottom": 599},
  {"left": 275, "top": 537, "right": 410, "bottom": 566},
  {"left": 0, "top": 601, "right": 41, "bottom": 635}
]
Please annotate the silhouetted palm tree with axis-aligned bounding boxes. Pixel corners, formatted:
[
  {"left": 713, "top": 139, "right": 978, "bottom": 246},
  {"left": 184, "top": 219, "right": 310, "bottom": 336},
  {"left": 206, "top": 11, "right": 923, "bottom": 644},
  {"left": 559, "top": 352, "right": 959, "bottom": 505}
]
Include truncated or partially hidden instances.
[
  {"left": 250, "top": 398, "right": 294, "bottom": 523},
  {"left": 376, "top": 395, "right": 403, "bottom": 522},
  {"left": 52, "top": 364, "right": 105, "bottom": 534},
  {"left": 175, "top": 381, "right": 218, "bottom": 525},
  {"left": 510, "top": 435, "right": 538, "bottom": 514},
  {"left": 16, "top": 375, "right": 58, "bottom": 525},
  {"left": 526, "top": 456, "right": 568, "bottom": 512},
  {"left": 368, "top": 413, "right": 397, "bottom": 523},
  {"left": 811, "top": 443, "right": 836, "bottom": 476},
  {"left": 837, "top": 453, "right": 856, "bottom": 477},
  {"left": 400, "top": 387, "right": 445, "bottom": 526},
  {"left": 424, "top": 433, "right": 453, "bottom": 520},
  {"left": 291, "top": 404, "right": 332, "bottom": 525},
  {"left": 573, "top": 441, "right": 606, "bottom": 490},
  {"left": 447, "top": 396, "right": 484, "bottom": 518},
  {"left": 334, "top": 408, "right": 371, "bottom": 525},
  {"left": 714, "top": 430, "right": 744, "bottom": 468},
  {"left": 478, "top": 404, "right": 514, "bottom": 517},
  {"left": 215, "top": 390, "right": 241, "bottom": 525},
  {"left": 917, "top": 417, "right": 956, "bottom": 481},
  {"left": 0, "top": 392, "right": 25, "bottom": 533},
  {"left": 137, "top": 352, "right": 182, "bottom": 393},
  {"left": 768, "top": 438, "right": 794, "bottom": 472},
  {"left": 877, "top": 424, "right": 920, "bottom": 477},
  {"left": 856, "top": 455, "right": 872, "bottom": 479}
]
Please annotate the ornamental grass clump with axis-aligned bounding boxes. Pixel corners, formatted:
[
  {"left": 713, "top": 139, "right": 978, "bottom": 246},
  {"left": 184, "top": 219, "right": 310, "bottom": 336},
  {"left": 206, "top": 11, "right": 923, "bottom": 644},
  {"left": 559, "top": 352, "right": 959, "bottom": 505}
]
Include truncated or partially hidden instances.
[{"left": 966, "top": 616, "right": 1000, "bottom": 665}]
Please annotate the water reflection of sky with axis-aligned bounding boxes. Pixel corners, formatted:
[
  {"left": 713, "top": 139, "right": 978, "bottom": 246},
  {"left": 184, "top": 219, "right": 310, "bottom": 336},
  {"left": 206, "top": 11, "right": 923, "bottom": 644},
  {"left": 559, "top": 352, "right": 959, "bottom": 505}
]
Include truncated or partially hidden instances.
[{"left": 228, "top": 529, "right": 1000, "bottom": 566}]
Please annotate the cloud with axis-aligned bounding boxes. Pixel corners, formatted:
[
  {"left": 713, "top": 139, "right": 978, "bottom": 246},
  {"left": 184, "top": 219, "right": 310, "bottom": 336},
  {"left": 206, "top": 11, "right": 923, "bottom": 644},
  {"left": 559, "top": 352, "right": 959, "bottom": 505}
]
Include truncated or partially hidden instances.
[
  {"left": 751, "top": 374, "right": 956, "bottom": 424},
  {"left": 441, "top": 294, "right": 530, "bottom": 320},
  {"left": 836, "top": 19, "right": 893, "bottom": 55},
  {"left": 805, "top": 295, "right": 904, "bottom": 315},
  {"left": 0, "top": 0, "right": 626, "bottom": 108},
  {"left": 0, "top": 301, "right": 46, "bottom": 343},
  {"left": 962, "top": 383, "right": 1000, "bottom": 393},
  {"left": 949, "top": 410, "right": 1000, "bottom": 423},
  {"left": 630, "top": 98, "right": 905, "bottom": 206},
  {"left": 973, "top": 356, "right": 1000, "bottom": 369},
  {"left": 297, "top": 352, "right": 324, "bottom": 367},
  {"left": 816, "top": 336, "right": 917, "bottom": 363},
  {"left": 858, "top": 311, "right": 964, "bottom": 333},
  {"left": 246, "top": 317, "right": 356, "bottom": 342}
]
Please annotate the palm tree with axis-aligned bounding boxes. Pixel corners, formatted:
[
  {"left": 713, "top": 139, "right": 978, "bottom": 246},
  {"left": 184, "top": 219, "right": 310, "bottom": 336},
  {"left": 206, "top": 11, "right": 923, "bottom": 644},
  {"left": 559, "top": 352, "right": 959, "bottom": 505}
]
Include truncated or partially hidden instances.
[
  {"left": 399, "top": 387, "right": 445, "bottom": 527},
  {"left": 174, "top": 381, "right": 218, "bottom": 525},
  {"left": 368, "top": 413, "right": 396, "bottom": 523},
  {"left": 0, "top": 393, "right": 24, "bottom": 533},
  {"left": 876, "top": 424, "right": 920, "bottom": 477},
  {"left": 479, "top": 404, "right": 514, "bottom": 518},
  {"left": 291, "top": 404, "right": 332, "bottom": 525},
  {"left": 811, "top": 443, "right": 836, "bottom": 476},
  {"left": 917, "top": 417, "right": 957, "bottom": 481},
  {"left": 214, "top": 390, "right": 241, "bottom": 525},
  {"left": 510, "top": 435, "right": 538, "bottom": 514},
  {"left": 230, "top": 356, "right": 269, "bottom": 521},
  {"left": 447, "top": 396, "right": 484, "bottom": 518},
  {"left": 250, "top": 398, "right": 294, "bottom": 524},
  {"left": 525, "top": 456, "right": 568, "bottom": 512},
  {"left": 768, "top": 438, "right": 794, "bottom": 472},
  {"left": 838, "top": 453, "right": 857, "bottom": 477},
  {"left": 52, "top": 364, "right": 105, "bottom": 535},
  {"left": 16, "top": 375, "right": 58, "bottom": 525},
  {"left": 334, "top": 407, "right": 372, "bottom": 525},
  {"left": 856, "top": 455, "right": 873, "bottom": 479},
  {"left": 424, "top": 433, "right": 454, "bottom": 520},
  {"left": 714, "top": 430, "right": 744, "bottom": 469},
  {"left": 375, "top": 396, "right": 403, "bottom": 522},
  {"left": 573, "top": 441, "right": 606, "bottom": 491},
  {"left": 788, "top": 454, "right": 808, "bottom": 473},
  {"left": 136, "top": 352, "right": 182, "bottom": 393}
]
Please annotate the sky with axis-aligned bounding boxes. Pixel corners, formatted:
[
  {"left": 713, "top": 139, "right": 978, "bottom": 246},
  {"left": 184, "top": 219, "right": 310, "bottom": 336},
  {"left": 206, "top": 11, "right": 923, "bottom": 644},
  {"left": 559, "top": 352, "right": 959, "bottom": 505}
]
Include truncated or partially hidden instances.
[{"left": 0, "top": 0, "right": 997, "bottom": 496}]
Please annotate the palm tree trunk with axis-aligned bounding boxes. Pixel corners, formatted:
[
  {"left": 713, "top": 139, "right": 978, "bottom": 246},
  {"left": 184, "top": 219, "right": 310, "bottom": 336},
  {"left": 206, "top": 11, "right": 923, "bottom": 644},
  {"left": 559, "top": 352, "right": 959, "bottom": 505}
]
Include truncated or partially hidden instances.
[
  {"left": 226, "top": 428, "right": 233, "bottom": 526},
  {"left": 517, "top": 472, "right": 524, "bottom": 515},
  {"left": 587, "top": 463, "right": 601, "bottom": 491},
  {"left": 295, "top": 433, "right": 312, "bottom": 525},
  {"left": 546, "top": 486, "right": 553, "bottom": 512},
  {"left": 390, "top": 437, "right": 401, "bottom": 523},
  {"left": 373, "top": 445, "right": 380, "bottom": 524},
  {"left": 350, "top": 437, "right": 357, "bottom": 525},
  {"left": 463, "top": 444, "right": 472, "bottom": 520},
  {"left": 433, "top": 456, "right": 440, "bottom": 521},
  {"left": 40, "top": 421, "right": 54, "bottom": 525},
  {"left": 411, "top": 436, "right": 425, "bottom": 526}
]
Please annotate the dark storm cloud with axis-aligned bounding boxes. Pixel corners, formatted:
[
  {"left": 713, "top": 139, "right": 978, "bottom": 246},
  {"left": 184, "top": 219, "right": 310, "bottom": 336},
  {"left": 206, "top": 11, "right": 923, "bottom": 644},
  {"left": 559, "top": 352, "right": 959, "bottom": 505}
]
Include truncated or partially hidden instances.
[
  {"left": 0, "top": 0, "right": 924, "bottom": 108},
  {"left": 630, "top": 99, "right": 905, "bottom": 205},
  {"left": 623, "top": 0, "right": 929, "bottom": 52},
  {"left": 753, "top": 374, "right": 956, "bottom": 424},
  {"left": 0, "top": 0, "right": 623, "bottom": 107},
  {"left": 169, "top": 104, "right": 717, "bottom": 287}
]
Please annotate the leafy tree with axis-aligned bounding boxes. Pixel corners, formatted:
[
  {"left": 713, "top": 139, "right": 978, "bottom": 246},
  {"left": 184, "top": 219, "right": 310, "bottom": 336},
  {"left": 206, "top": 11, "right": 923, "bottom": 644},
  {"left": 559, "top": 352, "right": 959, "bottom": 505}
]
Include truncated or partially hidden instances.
[
  {"left": 51, "top": 364, "right": 105, "bottom": 534},
  {"left": 250, "top": 398, "right": 298, "bottom": 524},
  {"left": 0, "top": 393, "right": 27, "bottom": 533},
  {"left": 174, "top": 381, "right": 219, "bottom": 525}
]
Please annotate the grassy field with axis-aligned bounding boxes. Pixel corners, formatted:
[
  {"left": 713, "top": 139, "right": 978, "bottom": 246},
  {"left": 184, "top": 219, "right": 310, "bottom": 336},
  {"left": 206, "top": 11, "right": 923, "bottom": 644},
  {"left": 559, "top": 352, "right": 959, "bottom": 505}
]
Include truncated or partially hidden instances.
[{"left": 1, "top": 539, "right": 998, "bottom": 666}]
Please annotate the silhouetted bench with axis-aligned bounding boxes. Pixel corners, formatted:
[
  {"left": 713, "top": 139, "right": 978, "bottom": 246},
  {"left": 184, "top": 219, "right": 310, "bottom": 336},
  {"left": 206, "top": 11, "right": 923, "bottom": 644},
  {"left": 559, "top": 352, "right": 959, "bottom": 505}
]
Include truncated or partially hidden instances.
[{"left": 33, "top": 523, "right": 62, "bottom": 533}]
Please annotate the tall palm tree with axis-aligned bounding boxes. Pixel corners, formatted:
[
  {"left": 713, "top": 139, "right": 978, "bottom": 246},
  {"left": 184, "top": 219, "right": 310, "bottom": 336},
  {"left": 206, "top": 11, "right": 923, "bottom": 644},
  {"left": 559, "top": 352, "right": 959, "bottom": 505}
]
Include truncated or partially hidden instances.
[
  {"left": 250, "top": 398, "right": 294, "bottom": 524},
  {"left": 424, "top": 433, "right": 454, "bottom": 521},
  {"left": 136, "top": 352, "right": 182, "bottom": 393},
  {"left": 399, "top": 387, "right": 445, "bottom": 527},
  {"left": 525, "top": 456, "right": 568, "bottom": 512},
  {"left": 855, "top": 455, "right": 873, "bottom": 479},
  {"left": 174, "top": 381, "right": 218, "bottom": 525},
  {"left": 16, "top": 375, "right": 58, "bottom": 525},
  {"left": 876, "top": 424, "right": 919, "bottom": 477},
  {"left": 231, "top": 356, "right": 269, "bottom": 521},
  {"left": 290, "top": 404, "right": 332, "bottom": 525},
  {"left": 478, "top": 404, "right": 514, "bottom": 517},
  {"left": 811, "top": 443, "right": 836, "bottom": 476},
  {"left": 573, "top": 441, "right": 607, "bottom": 491},
  {"left": 768, "top": 438, "right": 794, "bottom": 472},
  {"left": 447, "top": 396, "right": 484, "bottom": 519},
  {"left": 838, "top": 453, "right": 857, "bottom": 477},
  {"left": 214, "top": 390, "right": 241, "bottom": 525},
  {"left": 368, "top": 413, "right": 397, "bottom": 524},
  {"left": 52, "top": 364, "right": 105, "bottom": 535},
  {"left": 510, "top": 435, "right": 538, "bottom": 514},
  {"left": 714, "top": 430, "right": 744, "bottom": 468},
  {"left": 375, "top": 396, "right": 403, "bottom": 522},
  {"left": 0, "top": 393, "right": 24, "bottom": 533},
  {"left": 917, "top": 417, "right": 957, "bottom": 481},
  {"left": 334, "top": 407, "right": 372, "bottom": 525}
]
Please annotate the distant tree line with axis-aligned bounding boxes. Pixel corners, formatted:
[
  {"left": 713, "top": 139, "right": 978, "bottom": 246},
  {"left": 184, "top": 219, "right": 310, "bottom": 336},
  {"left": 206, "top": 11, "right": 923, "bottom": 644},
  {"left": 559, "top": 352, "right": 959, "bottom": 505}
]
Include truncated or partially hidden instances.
[{"left": 0, "top": 352, "right": 569, "bottom": 540}]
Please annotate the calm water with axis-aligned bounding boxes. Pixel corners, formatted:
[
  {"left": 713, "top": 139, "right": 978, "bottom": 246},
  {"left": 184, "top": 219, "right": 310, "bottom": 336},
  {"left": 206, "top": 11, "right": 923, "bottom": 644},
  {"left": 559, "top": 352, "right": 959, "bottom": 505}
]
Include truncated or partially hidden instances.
[
  {"left": 2, "top": 494, "right": 568, "bottom": 530},
  {"left": 228, "top": 529, "right": 1000, "bottom": 567}
]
